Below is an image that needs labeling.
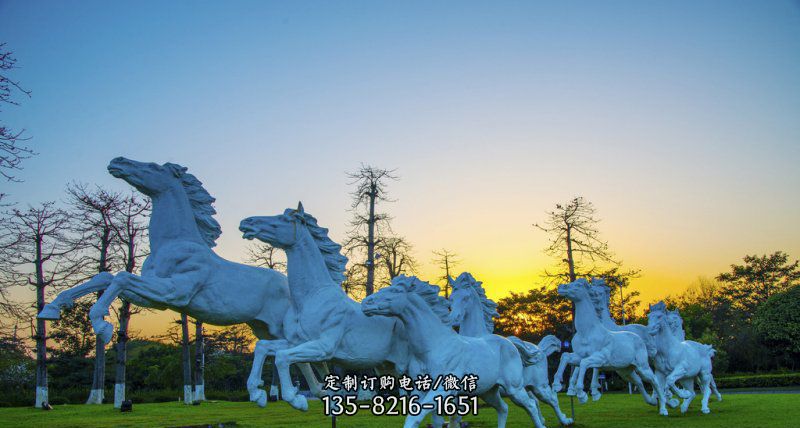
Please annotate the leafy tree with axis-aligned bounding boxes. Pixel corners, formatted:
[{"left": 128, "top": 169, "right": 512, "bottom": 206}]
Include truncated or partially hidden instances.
[
  {"left": 494, "top": 285, "right": 572, "bottom": 343},
  {"left": 754, "top": 286, "right": 800, "bottom": 370},
  {"left": 49, "top": 300, "right": 95, "bottom": 359},
  {"left": 717, "top": 251, "right": 800, "bottom": 318}
]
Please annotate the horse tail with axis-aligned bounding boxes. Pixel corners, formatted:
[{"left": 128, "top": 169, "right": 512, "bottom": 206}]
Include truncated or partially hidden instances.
[
  {"left": 508, "top": 336, "right": 543, "bottom": 365},
  {"left": 705, "top": 344, "right": 716, "bottom": 359},
  {"left": 538, "top": 335, "right": 562, "bottom": 357}
]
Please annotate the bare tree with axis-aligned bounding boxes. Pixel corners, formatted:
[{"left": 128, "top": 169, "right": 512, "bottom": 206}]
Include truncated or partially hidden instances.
[
  {"left": 377, "top": 236, "right": 417, "bottom": 285},
  {"left": 432, "top": 249, "right": 459, "bottom": 298},
  {"left": 245, "top": 242, "right": 286, "bottom": 273},
  {"left": 66, "top": 183, "right": 121, "bottom": 404},
  {"left": 108, "top": 191, "right": 150, "bottom": 408},
  {"left": 343, "top": 165, "right": 398, "bottom": 296},
  {"left": 0, "top": 202, "right": 81, "bottom": 407},
  {"left": 0, "top": 43, "right": 34, "bottom": 202},
  {"left": 534, "top": 197, "right": 617, "bottom": 283}
]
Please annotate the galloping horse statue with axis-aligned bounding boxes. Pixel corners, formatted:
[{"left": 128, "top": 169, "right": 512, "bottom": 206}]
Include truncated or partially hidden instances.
[
  {"left": 37, "top": 157, "right": 316, "bottom": 406},
  {"left": 238, "top": 205, "right": 415, "bottom": 412},
  {"left": 666, "top": 309, "right": 723, "bottom": 402},
  {"left": 363, "top": 276, "right": 547, "bottom": 428},
  {"left": 556, "top": 279, "right": 668, "bottom": 416},
  {"left": 449, "top": 272, "right": 573, "bottom": 427},
  {"left": 648, "top": 302, "right": 716, "bottom": 414}
]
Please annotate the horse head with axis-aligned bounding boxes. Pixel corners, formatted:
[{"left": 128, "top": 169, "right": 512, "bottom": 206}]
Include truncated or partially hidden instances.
[
  {"left": 448, "top": 272, "right": 498, "bottom": 333},
  {"left": 239, "top": 203, "right": 306, "bottom": 249},
  {"left": 108, "top": 157, "right": 187, "bottom": 197},
  {"left": 666, "top": 309, "right": 684, "bottom": 335},
  {"left": 557, "top": 278, "right": 591, "bottom": 302},
  {"left": 647, "top": 301, "right": 669, "bottom": 336},
  {"left": 362, "top": 275, "right": 450, "bottom": 323}
]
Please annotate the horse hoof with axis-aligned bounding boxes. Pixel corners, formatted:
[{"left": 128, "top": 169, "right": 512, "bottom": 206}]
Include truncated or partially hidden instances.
[
  {"left": 702, "top": 408, "right": 710, "bottom": 414},
  {"left": 591, "top": 392, "right": 602, "bottom": 402},
  {"left": 251, "top": 390, "right": 267, "bottom": 408},
  {"left": 289, "top": 395, "right": 308, "bottom": 411},
  {"left": 668, "top": 398, "right": 680, "bottom": 408},
  {"left": 660, "top": 409, "right": 669, "bottom": 417},
  {"left": 38, "top": 304, "right": 62, "bottom": 320},
  {"left": 576, "top": 391, "right": 588, "bottom": 404},
  {"left": 562, "top": 418, "right": 574, "bottom": 426},
  {"left": 716, "top": 395, "right": 723, "bottom": 402},
  {"left": 96, "top": 321, "right": 113, "bottom": 344},
  {"left": 552, "top": 383, "right": 563, "bottom": 393}
]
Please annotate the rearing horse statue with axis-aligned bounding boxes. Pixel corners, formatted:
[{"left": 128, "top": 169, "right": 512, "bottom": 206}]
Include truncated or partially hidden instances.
[{"left": 38, "top": 157, "right": 315, "bottom": 406}]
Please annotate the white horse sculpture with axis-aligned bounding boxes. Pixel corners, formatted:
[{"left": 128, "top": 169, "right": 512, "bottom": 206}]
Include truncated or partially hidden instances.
[
  {"left": 38, "top": 157, "right": 314, "bottom": 406},
  {"left": 648, "top": 302, "right": 716, "bottom": 414},
  {"left": 363, "top": 276, "right": 547, "bottom": 428},
  {"left": 557, "top": 279, "right": 668, "bottom": 415},
  {"left": 666, "top": 309, "right": 723, "bottom": 402},
  {"left": 239, "top": 205, "right": 417, "bottom": 412},
  {"left": 570, "top": 279, "right": 658, "bottom": 401},
  {"left": 553, "top": 279, "right": 659, "bottom": 406},
  {"left": 449, "top": 272, "right": 573, "bottom": 427}
]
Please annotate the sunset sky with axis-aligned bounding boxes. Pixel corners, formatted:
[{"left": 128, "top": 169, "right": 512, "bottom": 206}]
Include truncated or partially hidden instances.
[{"left": 2, "top": 1, "right": 799, "bottom": 336}]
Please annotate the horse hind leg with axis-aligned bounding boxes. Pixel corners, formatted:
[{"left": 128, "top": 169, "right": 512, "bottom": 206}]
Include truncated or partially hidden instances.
[
  {"left": 481, "top": 386, "right": 509, "bottom": 428},
  {"left": 533, "top": 383, "right": 573, "bottom": 426},
  {"left": 678, "top": 378, "right": 696, "bottom": 413},
  {"left": 699, "top": 372, "right": 713, "bottom": 414},
  {"left": 634, "top": 364, "right": 668, "bottom": 416},
  {"left": 508, "top": 387, "right": 545, "bottom": 428}
]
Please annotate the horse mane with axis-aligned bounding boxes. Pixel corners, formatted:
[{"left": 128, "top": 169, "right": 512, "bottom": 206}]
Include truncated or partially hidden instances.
[
  {"left": 451, "top": 272, "right": 499, "bottom": 333},
  {"left": 165, "top": 163, "right": 221, "bottom": 247},
  {"left": 287, "top": 208, "right": 348, "bottom": 284},
  {"left": 650, "top": 300, "right": 667, "bottom": 313},
  {"left": 392, "top": 275, "right": 451, "bottom": 324}
]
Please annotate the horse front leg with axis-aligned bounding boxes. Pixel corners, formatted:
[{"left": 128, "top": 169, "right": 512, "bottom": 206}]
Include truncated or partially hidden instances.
[
  {"left": 552, "top": 352, "right": 578, "bottom": 392},
  {"left": 590, "top": 368, "right": 602, "bottom": 401},
  {"left": 247, "top": 339, "right": 289, "bottom": 407},
  {"left": 38, "top": 272, "right": 114, "bottom": 320},
  {"left": 574, "top": 353, "right": 605, "bottom": 403},
  {"left": 274, "top": 338, "right": 338, "bottom": 411},
  {"left": 89, "top": 272, "right": 197, "bottom": 344}
]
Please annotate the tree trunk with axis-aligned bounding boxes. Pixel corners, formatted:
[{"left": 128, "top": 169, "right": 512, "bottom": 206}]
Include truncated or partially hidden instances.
[
  {"left": 181, "top": 314, "right": 193, "bottom": 404},
  {"left": 86, "top": 297, "right": 106, "bottom": 404},
  {"left": 193, "top": 320, "right": 205, "bottom": 401},
  {"left": 113, "top": 300, "right": 131, "bottom": 408},
  {"left": 88, "top": 228, "right": 111, "bottom": 404},
  {"left": 34, "top": 239, "right": 48, "bottom": 408},
  {"left": 35, "top": 283, "right": 48, "bottom": 408},
  {"left": 365, "top": 184, "right": 377, "bottom": 296}
]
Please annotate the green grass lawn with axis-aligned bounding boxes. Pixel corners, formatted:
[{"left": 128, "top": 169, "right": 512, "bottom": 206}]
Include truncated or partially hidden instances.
[{"left": 0, "top": 393, "right": 797, "bottom": 427}]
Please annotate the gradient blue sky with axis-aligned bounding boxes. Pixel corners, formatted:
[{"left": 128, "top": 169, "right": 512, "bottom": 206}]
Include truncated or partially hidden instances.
[{"left": 2, "top": 1, "right": 799, "bottom": 334}]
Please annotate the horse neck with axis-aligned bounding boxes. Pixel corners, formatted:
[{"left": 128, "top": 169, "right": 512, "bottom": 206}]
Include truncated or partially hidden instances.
[
  {"left": 398, "top": 294, "right": 453, "bottom": 358},
  {"left": 599, "top": 306, "right": 617, "bottom": 328},
  {"left": 459, "top": 296, "right": 490, "bottom": 337},
  {"left": 574, "top": 297, "right": 604, "bottom": 334},
  {"left": 148, "top": 187, "right": 205, "bottom": 251},
  {"left": 656, "top": 322, "right": 681, "bottom": 348},
  {"left": 285, "top": 226, "right": 337, "bottom": 303}
]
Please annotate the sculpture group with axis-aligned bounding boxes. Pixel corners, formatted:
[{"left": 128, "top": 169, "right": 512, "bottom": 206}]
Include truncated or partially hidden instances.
[{"left": 39, "top": 158, "right": 723, "bottom": 426}]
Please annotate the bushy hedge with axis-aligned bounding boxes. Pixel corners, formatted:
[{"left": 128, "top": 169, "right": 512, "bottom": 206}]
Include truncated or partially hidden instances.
[{"left": 715, "top": 372, "right": 800, "bottom": 389}]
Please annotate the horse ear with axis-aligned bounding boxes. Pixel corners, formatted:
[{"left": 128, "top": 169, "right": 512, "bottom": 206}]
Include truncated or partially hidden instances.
[
  {"left": 297, "top": 201, "right": 304, "bottom": 213},
  {"left": 164, "top": 163, "right": 187, "bottom": 178}
]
